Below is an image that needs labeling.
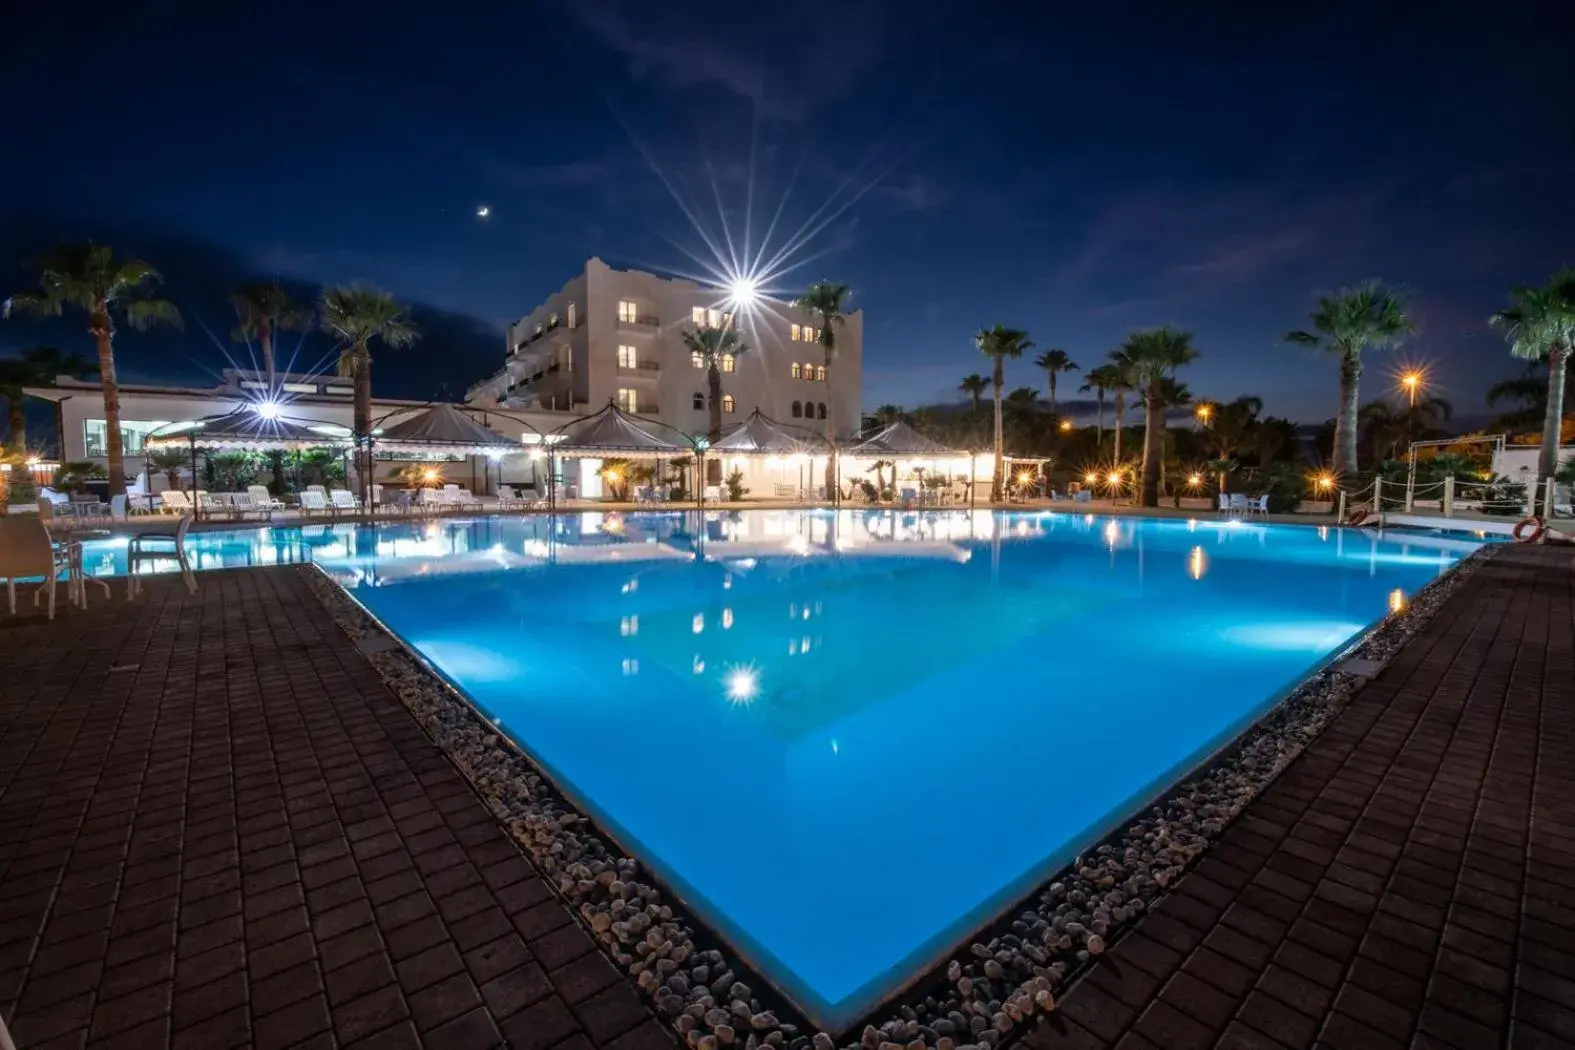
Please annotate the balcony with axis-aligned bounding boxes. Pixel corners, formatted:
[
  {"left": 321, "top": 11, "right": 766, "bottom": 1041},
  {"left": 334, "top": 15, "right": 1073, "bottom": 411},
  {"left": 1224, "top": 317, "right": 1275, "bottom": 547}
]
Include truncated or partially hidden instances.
[
  {"left": 615, "top": 360, "right": 661, "bottom": 377},
  {"left": 616, "top": 314, "right": 660, "bottom": 330}
]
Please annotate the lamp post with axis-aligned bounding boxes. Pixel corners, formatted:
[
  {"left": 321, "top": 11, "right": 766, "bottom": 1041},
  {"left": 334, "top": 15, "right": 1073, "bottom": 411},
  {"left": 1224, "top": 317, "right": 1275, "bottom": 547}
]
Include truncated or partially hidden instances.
[{"left": 1400, "top": 370, "right": 1423, "bottom": 408}]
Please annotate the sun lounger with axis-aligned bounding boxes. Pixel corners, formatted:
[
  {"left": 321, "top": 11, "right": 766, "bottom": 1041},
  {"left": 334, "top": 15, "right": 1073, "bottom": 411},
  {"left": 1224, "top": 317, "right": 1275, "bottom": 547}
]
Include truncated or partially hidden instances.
[{"left": 300, "top": 490, "right": 333, "bottom": 517}]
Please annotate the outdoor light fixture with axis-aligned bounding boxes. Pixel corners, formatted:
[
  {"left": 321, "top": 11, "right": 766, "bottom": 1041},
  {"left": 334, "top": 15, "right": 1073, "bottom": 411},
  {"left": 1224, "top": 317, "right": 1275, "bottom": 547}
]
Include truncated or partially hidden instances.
[
  {"left": 1084, "top": 472, "right": 1098, "bottom": 484},
  {"left": 1059, "top": 420, "right": 1073, "bottom": 432},
  {"left": 725, "top": 666, "right": 760, "bottom": 704},
  {"left": 1108, "top": 471, "right": 1122, "bottom": 484},
  {"left": 253, "top": 400, "right": 282, "bottom": 420},
  {"left": 1400, "top": 369, "right": 1424, "bottom": 407},
  {"left": 726, "top": 276, "right": 761, "bottom": 309},
  {"left": 422, "top": 468, "right": 440, "bottom": 484},
  {"left": 1196, "top": 405, "right": 1213, "bottom": 423},
  {"left": 1017, "top": 470, "right": 1034, "bottom": 486},
  {"left": 1188, "top": 473, "right": 1203, "bottom": 486},
  {"left": 1389, "top": 589, "right": 1407, "bottom": 615}
]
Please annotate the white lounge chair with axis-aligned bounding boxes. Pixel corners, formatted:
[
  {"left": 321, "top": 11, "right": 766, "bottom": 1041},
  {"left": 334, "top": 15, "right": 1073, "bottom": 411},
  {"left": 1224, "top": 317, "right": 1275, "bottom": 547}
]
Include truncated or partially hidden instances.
[
  {"left": 0, "top": 516, "right": 68, "bottom": 618},
  {"left": 300, "top": 490, "right": 333, "bottom": 517},
  {"left": 160, "top": 490, "right": 195, "bottom": 515},
  {"left": 128, "top": 514, "right": 197, "bottom": 598},
  {"left": 330, "top": 489, "right": 362, "bottom": 514},
  {"left": 248, "top": 485, "right": 286, "bottom": 512}
]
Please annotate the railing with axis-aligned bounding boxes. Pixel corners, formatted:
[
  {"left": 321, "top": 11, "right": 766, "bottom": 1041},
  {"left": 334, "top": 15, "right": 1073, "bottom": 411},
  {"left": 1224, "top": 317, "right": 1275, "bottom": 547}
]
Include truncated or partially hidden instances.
[
  {"left": 616, "top": 360, "right": 661, "bottom": 375},
  {"left": 616, "top": 315, "right": 660, "bottom": 328},
  {"left": 1341, "top": 474, "right": 1557, "bottom": 521}
]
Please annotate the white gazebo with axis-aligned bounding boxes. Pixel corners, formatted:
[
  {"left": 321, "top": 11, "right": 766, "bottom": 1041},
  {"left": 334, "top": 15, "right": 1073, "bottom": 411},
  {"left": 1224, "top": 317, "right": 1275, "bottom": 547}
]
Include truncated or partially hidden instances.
[
  {"left": 547, "top": 403, "right": 699, "bottom": 505},
  {"left": 842, "top": 421, "right": 978, "bottom": 505},
  {"left": 704, "top": 409, "right": 834, "bottom": 501},
  {"left": 144, "top": 409, "right": 353, "bottom": 517},
  {"left": 370, "top": 403, "right": 528, "bottom": 498}
]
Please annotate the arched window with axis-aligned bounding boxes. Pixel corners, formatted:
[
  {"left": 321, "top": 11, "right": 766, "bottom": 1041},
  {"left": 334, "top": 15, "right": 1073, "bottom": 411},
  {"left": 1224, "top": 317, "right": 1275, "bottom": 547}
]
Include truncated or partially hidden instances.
[
  {"left": 693, "top": 393, "right": 704, "bottom": 410},
  {"left": 803, "top": 361, "right": 814, "bottom": 379},
  {"left": 722, "top": 395, "right": 736, "bottom": 414},
  {"left": 817, "top": 402, "right": 827, "bottom": 419},
  {"left": 791, "top": 362, "right": 801, "bottom": 380},
  {"left": 815, "top": 365, "right": 827, "bottom": 382},
  {"left": 721, "top": 354, "right": 736, "bottom": 373},
  {"left": 791, "top": 401, "right": 802, "bottom": 418}
]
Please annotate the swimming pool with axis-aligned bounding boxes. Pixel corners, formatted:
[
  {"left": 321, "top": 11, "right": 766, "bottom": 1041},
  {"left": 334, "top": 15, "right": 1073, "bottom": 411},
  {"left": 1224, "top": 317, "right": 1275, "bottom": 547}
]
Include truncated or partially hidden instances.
[{"left": 79, "top": 511, "right": 1472, "bottom": 1028}]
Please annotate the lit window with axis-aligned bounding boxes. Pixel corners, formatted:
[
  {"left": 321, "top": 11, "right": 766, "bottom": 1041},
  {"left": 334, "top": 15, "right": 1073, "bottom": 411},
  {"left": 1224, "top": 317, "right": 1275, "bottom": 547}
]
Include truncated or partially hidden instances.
[
  {"left": 617, "top": 388, "right": 638, "bottom": 412},
  {"left": 83, "top": 419, "right": 170, "bottom": 458},
  {"left": 617, "top": 345, "right": 637, "bottom": 368},
  {"left": 693, "top": 393, "right": 704, "bottom": 410},
  {"left": 722, "top": 395, "right": 735, "bottom": 414},
  {"left": 691, "top": 351, "right": 704, "bottom": 369},
  {"left": 790, "top": 323, "right": 801, "bottom": 342},
  {"left": 721, "top": 354, "right": 735, "bottom": 373},
  {"left": 815, "top": 365, "right": 826, "bottom": 382},
  {"left": 708, "top": 308, "right": 722, "bottom": 328},
  {"left": 791, "top": 362, "right": 801, "bottom": 379},
  {"left": 567, "top": 303, "right": 577, "bottom": 328},
  {"left": 791, "top": 401, "right": 802, "bottom": 418},
  {"left": 817, "top": 403, "right": 827, "bottom": 419},
  {"left": 803, "top": 361, "right": 813, "bottom": 379},
  {"left": 691, "top": 306, "right": 706, "bottom": 325},
  {"left": 618, "top": 300, "right": 638, "bottom": 323}
]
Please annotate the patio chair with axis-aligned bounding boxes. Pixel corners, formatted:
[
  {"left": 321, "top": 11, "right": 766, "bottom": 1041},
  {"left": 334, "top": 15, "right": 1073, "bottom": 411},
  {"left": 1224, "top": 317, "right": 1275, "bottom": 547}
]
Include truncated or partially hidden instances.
[
  {"left": 1217, "top": 493, "right": 1232, "bottom": 514},
  {"left": 452, "top": 488, "right": 484, "bottom": 510},
  {"left": 228, "top": 492, "right": 274, "bottom": 522},
  {"left": 1250, "top": 494, "right": 1270, "bottom": 517},
  {"left": 127, "top": 514, "right": 197, "bottom": 598},
  {"left": 1072, "top": 489, "right": 1092, "bottom": 504},
  {"left": 300, "top": 490, "right": 333, "bottom": 517},
  {"left": 0, "top": 516, "right": 68, "bottom": 618},
  {"left": 330, "top": 489, "right": 362, "bottom": 514},
  {"left": 199, "top": 493, "right": 236, "bottom": 520},
  {"left": 110, "top": 494, "right": 128, "bottom": 521}
]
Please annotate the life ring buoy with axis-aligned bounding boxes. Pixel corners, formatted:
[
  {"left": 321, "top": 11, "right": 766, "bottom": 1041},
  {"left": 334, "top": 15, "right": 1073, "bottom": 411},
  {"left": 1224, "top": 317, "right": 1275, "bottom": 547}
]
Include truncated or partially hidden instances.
[
  {"left": 1345, "top": 509, "right": 1369, "bottom": 527},
  {"left": 1513, "top": 516, "right": 1545, "bottom": 544}
]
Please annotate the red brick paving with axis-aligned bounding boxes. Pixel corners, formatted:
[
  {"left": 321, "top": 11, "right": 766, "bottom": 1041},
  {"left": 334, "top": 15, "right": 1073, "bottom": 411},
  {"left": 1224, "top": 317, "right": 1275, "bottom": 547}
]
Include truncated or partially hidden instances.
[
  {"left": 0, "top": 569, "right": 675, "bottom": 1050},
  {"left": 1024, "top": 543, "right": 1575, "bottom": 1049}
]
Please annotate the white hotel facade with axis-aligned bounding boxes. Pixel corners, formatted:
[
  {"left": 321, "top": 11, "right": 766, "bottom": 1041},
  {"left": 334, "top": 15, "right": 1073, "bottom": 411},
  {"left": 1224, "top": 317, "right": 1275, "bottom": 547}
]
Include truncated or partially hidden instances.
[{"left": 26, "top": 259, "right": 865, "bottom": 498}]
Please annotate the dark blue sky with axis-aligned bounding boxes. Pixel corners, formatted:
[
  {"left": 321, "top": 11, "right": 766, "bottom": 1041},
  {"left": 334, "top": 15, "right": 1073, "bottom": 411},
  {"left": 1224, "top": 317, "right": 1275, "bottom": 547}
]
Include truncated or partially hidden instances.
[{"left": 4, "top": 1, "right": 1572, "bottom": 423}]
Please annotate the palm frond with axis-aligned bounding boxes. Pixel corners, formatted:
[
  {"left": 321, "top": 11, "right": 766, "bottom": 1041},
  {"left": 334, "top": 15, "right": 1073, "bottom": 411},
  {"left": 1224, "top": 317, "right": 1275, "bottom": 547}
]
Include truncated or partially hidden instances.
[
  {"left": 974, "top": 324, "right": 1033, "bottom": 361},
  {"left": 320, "top": 285, "right": 419, "bottom": 349},
  {"left": 4, "top": 291, "right": 61, "bottom": 319},
  {"left": 121, "top": 297, "right": 183, "bottom": 332}
]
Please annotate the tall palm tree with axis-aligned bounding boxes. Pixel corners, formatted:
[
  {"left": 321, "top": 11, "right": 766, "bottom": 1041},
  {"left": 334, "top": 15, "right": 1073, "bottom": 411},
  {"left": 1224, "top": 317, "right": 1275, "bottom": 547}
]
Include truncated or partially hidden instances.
[
  {"left": 6, "top": 245, "right": 182, "bottom": 495},
  {"left": 319, "top": 285, "right": 418, "bottom": 503},
  {"left": 0, "top": 346, "right": 97, "bottom": 454},
  {"left": 1490, "top": 269, "right": 1575, "bottom": 485},
  {"left": 975, "top": 325, "right": 1033, "bottom": 500},
  {"left": 1119, "top": 326, "right": 1200, "bottom": 507},
  {"left": 1033, "top": 349, "right": 1079, "bottom": 412},
  {"left": 1153, "top": 377, "right": 1192, "bottom": 497},
  {"left": 1358, "top": 400, "right": 1407, "bottom": 463},
  {"left": 795, "top": 281, "right": 850, "bottom": 491},
  {"left": 1104, "top": 351, "right": 1138, "bottom": 464},
  {"left": 1403, "top": 394, "right": 1453, "bottom": 450},
  {"left": 1080, "top": 364, "right": 1119, "bottom": 447},
  {"left": 680, "top": 324, "right": 749, "bottom": 442},
  {"left": 958, "top": 373, "right": 988, "bottom": 412},
  {"left": 231, "top": 282, "right": 311, "bottom": 388},
  {"left": 1284, "top": 281, "right": 1413, "bottom": 478}
]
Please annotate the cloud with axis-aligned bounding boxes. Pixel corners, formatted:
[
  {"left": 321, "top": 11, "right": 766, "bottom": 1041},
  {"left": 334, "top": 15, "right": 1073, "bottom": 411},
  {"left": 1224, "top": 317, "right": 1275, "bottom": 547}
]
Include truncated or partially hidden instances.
[{"left": 559, "top": 0, "right": 888, "bottom": 119}]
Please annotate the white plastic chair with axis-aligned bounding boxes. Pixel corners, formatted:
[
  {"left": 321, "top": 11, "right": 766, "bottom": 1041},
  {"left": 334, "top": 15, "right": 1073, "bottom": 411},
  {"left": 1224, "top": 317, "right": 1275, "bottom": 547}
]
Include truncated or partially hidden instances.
[
  {"left": 300, "top": 490, "right": 332, "bottom": 516},
  {"left": 248, "top": 485, "right": 285, "bottom": 511},
  {"left": 330, "top": 489, "right": 361, "bottom": 513},
  {"left": 160, "top": 490, "right": 194, "bottom": 514},
  {"left": 128, "top": 514, "right": 197, "bottom": 598},
  {"left": 0, "top": 517, "right": 66, "bottom": 618},
  {"left": 1252, "top": 494, "right": 1270, "bottom": 517}
]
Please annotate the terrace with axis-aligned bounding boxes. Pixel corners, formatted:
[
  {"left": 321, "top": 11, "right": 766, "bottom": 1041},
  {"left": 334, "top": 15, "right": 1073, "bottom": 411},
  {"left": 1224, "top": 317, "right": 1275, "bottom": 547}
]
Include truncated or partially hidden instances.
[{"left": 1, "top": 507, "right": 1568, "bottom": 1050}]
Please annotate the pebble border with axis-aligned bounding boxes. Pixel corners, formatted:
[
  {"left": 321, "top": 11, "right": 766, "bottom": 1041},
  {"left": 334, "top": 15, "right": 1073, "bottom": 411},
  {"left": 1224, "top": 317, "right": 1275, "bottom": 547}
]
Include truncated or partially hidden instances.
[{"left": 301, "top": 540, "right": 1496, "bottom": 1050}]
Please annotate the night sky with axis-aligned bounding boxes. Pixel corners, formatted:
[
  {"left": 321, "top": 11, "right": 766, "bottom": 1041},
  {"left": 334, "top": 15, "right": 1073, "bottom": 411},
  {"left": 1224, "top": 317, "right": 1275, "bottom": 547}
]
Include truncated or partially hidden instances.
[{"left": 4, "top": 1, "right": 1573, "bottom": 424}]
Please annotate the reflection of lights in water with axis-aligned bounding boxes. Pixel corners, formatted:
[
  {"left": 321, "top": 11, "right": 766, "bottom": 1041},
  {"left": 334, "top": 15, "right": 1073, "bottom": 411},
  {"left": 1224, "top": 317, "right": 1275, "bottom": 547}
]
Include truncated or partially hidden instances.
[
  {"left": 692, "top": 613, "right": 704, "bottom": 634},
  {"left": 1186, "top": 519, "right": 1197, "bottom": 532},
  {"left": 692, "top": 655, "right": 705, "bottom": 674},
  {"left": 1389, "top": 589, "right": 1407, "bottom": 614},
  {"left": 785, "top": 534, "right": 810, "bottom": 555},
  {"left": 721, "top": 608, "right": 733, "bottom": 629},
  {"left": 620, "top": 615, "right": 638, "bottom": 637},
  {"left": 1103, "top": 521, "right": 1120, "bottom": 547},
  {"left": 621, "top": 577, "right": 638, "bottom": 594},
  {"left": 622, "top": 658, "right": 639, "bottom": 676},
  {"left": 725, "top": 666, "right": 759, "bottom": 705},
  {"left": 801, "top": 607, "right": 810, "bottom": 620},
  {"left": 723, "top": 573, "right": 732, "bottom": 589},
  {"left": 788, "top": 639, "right": 798, "bottom": 655},
  {"left": 1318, "top": 526, "right": 1329, "bottom": 542},
  {"left": 800, "top": 636, "right": 812, "bottom": 653},
  {"left": 1084, "top": 514, "right": 1094, "bottom": 525},
  {"left": 1220, "top": 622, "right": 1364, "bottom": 652},
  {"left": 523, "top": 539, "right": 550, "bottom": 558},
  {"left": 1189, "top": 546, "right": 1207, "bottom": 580},
  {"left": 1015, "top": 522, "right": 1029, "bottom": 537},
  {"left": 830, "top": 739, "right": 839, "bottom": 755}
]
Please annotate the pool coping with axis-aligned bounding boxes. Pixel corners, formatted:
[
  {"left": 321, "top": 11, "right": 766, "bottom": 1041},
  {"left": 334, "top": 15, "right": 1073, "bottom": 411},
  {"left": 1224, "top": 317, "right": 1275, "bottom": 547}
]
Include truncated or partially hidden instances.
[{"left": 298, "top": 526, "right": 1495, "bottom": 1049}]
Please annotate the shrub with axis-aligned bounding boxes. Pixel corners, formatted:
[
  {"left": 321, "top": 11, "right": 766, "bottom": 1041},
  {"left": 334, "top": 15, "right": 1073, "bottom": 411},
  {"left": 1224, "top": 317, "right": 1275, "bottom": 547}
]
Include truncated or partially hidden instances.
[{"left": 725, "top": 469, "right": 748, "bottom": 501}]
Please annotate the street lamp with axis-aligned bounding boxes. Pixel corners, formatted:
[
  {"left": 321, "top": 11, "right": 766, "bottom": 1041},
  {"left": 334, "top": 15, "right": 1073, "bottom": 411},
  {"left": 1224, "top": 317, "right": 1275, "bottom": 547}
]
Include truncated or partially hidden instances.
[
  {"left": 1400, "top": 370, "right": 1423, "bottom": 407},
  {"left": 1059, "top": 419, "right": 1073, "bottom": 432},
  {"left": 1195, "top": 403, "right": 1213, "bottom": 425}
]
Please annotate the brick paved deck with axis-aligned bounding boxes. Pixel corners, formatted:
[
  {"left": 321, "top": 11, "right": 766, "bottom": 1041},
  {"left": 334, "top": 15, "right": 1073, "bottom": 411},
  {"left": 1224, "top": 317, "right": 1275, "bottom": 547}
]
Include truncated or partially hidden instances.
[
  {"left": 1025, "top": 543, "right": 1575, "bottom": 1050},
  {"left": 0, "top": 569, "right": 675, "bottom": 1050}
]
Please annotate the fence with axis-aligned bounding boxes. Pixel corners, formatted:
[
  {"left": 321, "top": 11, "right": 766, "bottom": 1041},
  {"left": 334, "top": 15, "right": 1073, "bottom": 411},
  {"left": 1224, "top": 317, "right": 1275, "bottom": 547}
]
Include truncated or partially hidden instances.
[{"left": 1339, "top": 474, "right": 1564, "bottom": 521}]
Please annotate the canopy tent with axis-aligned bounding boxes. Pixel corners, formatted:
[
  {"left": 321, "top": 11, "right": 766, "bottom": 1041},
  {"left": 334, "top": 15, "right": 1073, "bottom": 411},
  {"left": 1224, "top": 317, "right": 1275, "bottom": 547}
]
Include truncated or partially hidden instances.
[
  {"left": 840, "top": 421, "right": 977, "bottom": 506},
  {"left": 548, "top": 402, "right": 697, "bottom": 457},
  {"left": 708, "top": 409, "right": 832, "bottom": 455},
  {"left": 143, "top": 410, "right": 353, "bottom": 518},
  {"left": 373, "top": 403, "right": 523, "bottom": 456},
  {"left": 844, "top": 421, "right": 964, "bottom": 458},
  {"left": 144, "top": 410, "right": 348, "bottom": 452}
]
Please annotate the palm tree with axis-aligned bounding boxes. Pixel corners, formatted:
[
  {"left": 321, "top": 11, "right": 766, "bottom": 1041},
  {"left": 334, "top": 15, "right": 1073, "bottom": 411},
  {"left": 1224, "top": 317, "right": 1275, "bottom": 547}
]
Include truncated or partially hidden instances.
[
  {"left": 6, "top": 245, "right": 183, "bottom": 496},
  {"left": 873, "top": 404, "right": 907, "bottom": 426},
  {"left": 1359, "top": 400, "right": 1406, "bottom": 463},
  {"left": 231, "top": 282, "right": 311, "bottom": 388},
  {"left": 1490, "top": 269, "right": 1575, "bottom": 485},
  {"left": 1033, "top": 349, "right": 1079, "bottom": 412},
  {"left": 1284, "top": 281, "right": 1414, "bottom": 478},
  {"left": 975, "top": 325, "right": 1033, "bottom": 500},
  {"left": 0, "top": 346, "right": 97, "bottom": 454},
  {"left": 1202, "top": 395, "right": 1263, "bottom": 487},
  {"left": 958, "top": 373, "right": 988, "bottom": 412},
  {"left": 1153, "top": 377, "right": 1192, "bottom": 498},
  {"left": 795, "top": 281, "right": 850, "bottom": 492},
  {"left": 1403, "top": 394, "right": 1453, "bottom": 450},
  {"left": 319, "top": 285, "right": 418, "bottom": 503},
  {"left": 1104, "top": 351, "right": 1139, "bottom": 464},
  {"left": 680, "top": 324, "right": 749, "bottom": 442},
  {"left": 1119, "top": 326, "right": 1200, "bottom": 507},
  {"left": 1081, "top": 364, "right": 1119, "bottom": 447}
]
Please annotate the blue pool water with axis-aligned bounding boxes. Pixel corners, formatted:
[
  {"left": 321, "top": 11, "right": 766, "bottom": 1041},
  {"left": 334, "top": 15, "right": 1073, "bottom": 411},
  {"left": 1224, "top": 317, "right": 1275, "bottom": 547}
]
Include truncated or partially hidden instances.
[{"left": 79, "top": 511, "right": 1473, "bottom": 1028}]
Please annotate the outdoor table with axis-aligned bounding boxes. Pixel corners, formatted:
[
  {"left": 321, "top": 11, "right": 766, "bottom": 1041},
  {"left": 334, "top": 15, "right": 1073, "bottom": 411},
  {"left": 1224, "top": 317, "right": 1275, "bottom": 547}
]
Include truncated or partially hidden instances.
[{"left": 51, "top": 529, "right": 113, "bottom": 606}]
